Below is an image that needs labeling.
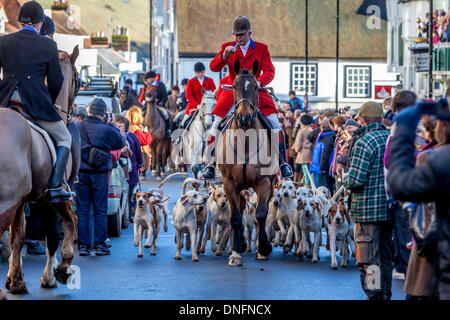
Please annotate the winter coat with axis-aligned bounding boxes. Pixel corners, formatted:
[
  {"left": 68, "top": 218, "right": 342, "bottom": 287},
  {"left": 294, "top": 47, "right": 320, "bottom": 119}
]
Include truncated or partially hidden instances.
[{"left": 310, "top": 128, "right": 335, "bottom": 175}]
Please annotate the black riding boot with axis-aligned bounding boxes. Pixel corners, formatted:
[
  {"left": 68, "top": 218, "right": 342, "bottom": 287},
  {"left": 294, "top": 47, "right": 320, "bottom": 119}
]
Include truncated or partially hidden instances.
[
  {"left": 165, "top": 116, "right": 173, "bottom": 138},
  {"left": 202, "top": 134, "right": 217, "bottom": 180},
  {"left": 278, "top": 135, "right": 294, "bottom": 180},
  {"left": 48, "top": 146, "right": 73, "bottom": 203}
]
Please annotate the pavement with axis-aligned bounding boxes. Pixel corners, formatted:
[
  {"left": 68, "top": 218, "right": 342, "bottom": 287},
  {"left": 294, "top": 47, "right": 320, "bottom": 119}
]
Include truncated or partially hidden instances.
[{"left": 0, "top": 174, "right": 406, "bottom": 300}]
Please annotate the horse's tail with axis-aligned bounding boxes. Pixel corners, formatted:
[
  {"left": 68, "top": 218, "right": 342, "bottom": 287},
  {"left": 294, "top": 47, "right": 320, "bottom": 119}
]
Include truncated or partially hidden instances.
[
  {"left": 157, "top": 172, "right": 187, "bottom": 189},
  {"left": 181, "top": 178, "right": 201, "bottom": 196}
]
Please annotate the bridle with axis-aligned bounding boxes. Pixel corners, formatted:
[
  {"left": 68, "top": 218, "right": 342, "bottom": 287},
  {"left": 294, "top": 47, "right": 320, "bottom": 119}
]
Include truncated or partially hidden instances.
[
  {"left": 231, "top": 73, "right": 260, "bottom": 125},
  {"left": 199, "top": 94, "right": 215, "bottom": 130}
]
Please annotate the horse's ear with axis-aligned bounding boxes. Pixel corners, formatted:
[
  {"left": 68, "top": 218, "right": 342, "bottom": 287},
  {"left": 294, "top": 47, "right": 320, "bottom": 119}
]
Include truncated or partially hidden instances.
[
  {"left": 70, "top": 45, "right": 79, "bottom": 65},
  {"left": 234, "top": 59, "right": 241, "bottom": 75},
  {"left": 251, "top": 59, "right": 259, "bottom": 76}
]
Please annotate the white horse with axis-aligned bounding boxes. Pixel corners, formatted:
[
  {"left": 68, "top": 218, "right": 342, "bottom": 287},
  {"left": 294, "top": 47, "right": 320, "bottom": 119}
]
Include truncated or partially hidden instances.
[{"left": 182, "top": 89, "right": 216, "bottom": 179}]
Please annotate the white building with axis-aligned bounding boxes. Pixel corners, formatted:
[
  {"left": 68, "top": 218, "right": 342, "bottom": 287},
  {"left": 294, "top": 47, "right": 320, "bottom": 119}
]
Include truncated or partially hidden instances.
[
  {"left": 174, "top": 0, "right": 397, "bottom": 109},
  {"left": 387, "top": 0, "right": 450, "bottom": 98}
]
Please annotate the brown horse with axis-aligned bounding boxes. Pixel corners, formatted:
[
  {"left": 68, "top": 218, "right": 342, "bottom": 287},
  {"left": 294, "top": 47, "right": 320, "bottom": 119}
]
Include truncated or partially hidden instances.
[
  {"left": 217, "top": 60, "right": 277, "bottom": 266},
  {"left": 143, "top": 85, "right": 171, "bottom": 180},
  {"left": 0, "top": 46, "right": 80, "bottom": 298}
]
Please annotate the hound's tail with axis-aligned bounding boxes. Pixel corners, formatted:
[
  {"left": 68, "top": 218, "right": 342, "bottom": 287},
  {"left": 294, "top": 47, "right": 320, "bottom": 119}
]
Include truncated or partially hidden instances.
[
  {"left": 158, "top": 172, "right": 187, "bottom": 189},
  {"left": 181, "top": 178, "right": 201, "bottom": 196}
]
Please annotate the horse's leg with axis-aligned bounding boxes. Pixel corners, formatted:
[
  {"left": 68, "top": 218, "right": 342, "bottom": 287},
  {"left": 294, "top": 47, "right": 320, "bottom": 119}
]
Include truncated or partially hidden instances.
[
  {"left": 52, "top": 201, "right": 76, "bottom": 285},
  {"left": 223, "top": 177, "right": 245, "bottom": 267},
  {"left": 255, "top": 179, "right": 273, "bottom": 259},
  {"left": 38, "top": 202, "right": 59, "bottom": 288},
  {"left": 6, "top": 201, "right": 28, "bottom": 294}
]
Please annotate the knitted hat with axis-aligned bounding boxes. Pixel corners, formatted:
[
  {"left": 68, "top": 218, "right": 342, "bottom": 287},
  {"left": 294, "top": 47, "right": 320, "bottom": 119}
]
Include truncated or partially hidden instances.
[
  {"left": 88, "top": 98, "right": 107, "bottom": 116},
  {"left": 345, "top": 119, "right": 359, "bottom": 128}
]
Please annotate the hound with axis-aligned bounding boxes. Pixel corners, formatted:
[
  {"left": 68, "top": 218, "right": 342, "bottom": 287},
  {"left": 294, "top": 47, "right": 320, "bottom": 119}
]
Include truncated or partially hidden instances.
[
  {"left": 266, "top": 187, "right": 282, "bottom": 246},
  {"left": 278, "top": 180, "right": 300, "bottom": 254},
  {"left": 327, "top": 200, "right": 350, "bottom": 269},
  {"left": 172, "top": 178, "right": 206, "bottom": 262},
  {"left": 241, "top": 190, "right": 258, "bottom": 252},
  {"left": 297, "top": 197, "right": 322, "bottom": 263},
  {"left": 133, "top": 191, "right": 170, "bottom": 257},
  {"left": 147, "top": 172, "right": 187, "bottom": 232},
  {"left": 207, "top": 182, "right": 231, "bottom": 256}
]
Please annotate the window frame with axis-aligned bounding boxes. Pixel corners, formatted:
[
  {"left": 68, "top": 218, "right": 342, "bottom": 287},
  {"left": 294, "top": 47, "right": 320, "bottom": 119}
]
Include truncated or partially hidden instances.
[
  {"left": 290, "top": 62, "right": 318, "bottom": 97},
  {"left": 343, "top": 65, "right": 372, "bottom": 98}
]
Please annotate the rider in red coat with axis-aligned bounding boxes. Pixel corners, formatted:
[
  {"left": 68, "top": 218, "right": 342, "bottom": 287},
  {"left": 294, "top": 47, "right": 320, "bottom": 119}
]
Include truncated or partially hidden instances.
[
  {"left": 180, "top": 62, "right": 216, "bottom": 130},
  {"left": 203, "top": 16, "right": 293, "bottom": 180}
]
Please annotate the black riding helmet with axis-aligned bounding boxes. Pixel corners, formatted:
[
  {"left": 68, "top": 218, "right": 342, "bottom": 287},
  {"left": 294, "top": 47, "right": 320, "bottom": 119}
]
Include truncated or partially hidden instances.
[
  {"left": 194, "top": 62, "right": 206, "bottom": 73},
  {"left": 18, "top": 1, "right": 45, "bottom": 24},
  {"left": 40, "top": 16, "right": 55, "bottom": 36}
]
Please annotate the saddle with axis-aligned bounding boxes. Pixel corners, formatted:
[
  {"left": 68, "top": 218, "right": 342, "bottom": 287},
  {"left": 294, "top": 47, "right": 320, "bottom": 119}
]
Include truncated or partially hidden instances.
[{"left": 7, "top": 100, "right": 57, "bottom": 165}]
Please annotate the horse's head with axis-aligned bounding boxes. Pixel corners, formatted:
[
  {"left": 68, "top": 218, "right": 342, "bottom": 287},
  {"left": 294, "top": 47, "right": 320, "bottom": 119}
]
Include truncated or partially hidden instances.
[
  {"left": 57, "top": 45, "right": 80, "bottom": 121},
  {"left": 200, "top": 89, "right": 216, "bottom": 129},
  {"left": 233, "top": 59, "right": 259, "bottom": 128},
  {"left": 145, "top": 83, "right": 158, "bottom": 105}
]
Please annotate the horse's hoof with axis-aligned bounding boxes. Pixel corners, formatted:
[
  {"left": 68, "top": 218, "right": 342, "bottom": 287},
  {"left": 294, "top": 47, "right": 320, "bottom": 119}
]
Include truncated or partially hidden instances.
[
  {"left": 192, "top": 257, "right": 199, "bottom": 262},
  {"left": 41, "top": 278, "right": 58, "bottom": 289},
  {"left": 256, "top": 252, "right": 269, "bottom": 261},
  {"left": 54, "top": 266, "right": 71, "bottom": 285},
  {"left": 10, "top": 280, "right": 28, "bottom": 295},
  {"left": 331, "top": 263, "right": 338, "bottom": 270},
  {"left": 258, "top": 241, "right": 272, "bottom": 257},
  {"left": 200, "top": 249, "right": 205, "bottom": 254},
  {"left": 312, "top": 258, "right": 319, "bottom": 264},
  {"left": 144, "top": 244, "right": 150, "bottom": 249},
  {"left": 174, "top": 256, "right": 182, "bottom": 260},
  {"left": 151, "top": 252, "right": 156, "bottom": 256},
  {"left": 228, "top": 257, "right": 242, "bottom": 267},
  {"left": 5, "top": 276, "right": 11, "bottom": 291}
]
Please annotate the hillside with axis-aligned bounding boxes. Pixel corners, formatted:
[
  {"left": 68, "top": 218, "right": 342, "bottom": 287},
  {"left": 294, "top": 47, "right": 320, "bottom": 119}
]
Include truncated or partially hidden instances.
[{"left": 38, "top": 0, "right": 150, "bottom": 54}]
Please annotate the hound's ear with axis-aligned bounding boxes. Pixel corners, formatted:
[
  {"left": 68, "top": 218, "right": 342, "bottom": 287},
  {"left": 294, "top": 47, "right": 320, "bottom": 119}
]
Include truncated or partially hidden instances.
[
  {"left": 308, "top": 190, "right": 314, "bottom": 198},
  {"left": 293, "top": 182, "right": 301, "bottom": 188},
  {"left": 132, "top": 193, "right": 137, "bottom": 202},
  {"left": 234, "top": 59, "right": 241, "bottom": 75},
  {"left": 251, "top": 59, "right": 259, "bottom": 76},
  {"left": 297, "top": 201, "right": 305, "bottom": 211},
  {"left": 180, "top": 195, "right": 188, "bottom": 205},
  {"left": 209, "top": 181, "right": 216, "bottom": 191},
  {"left": 276, "top": 180, "right": 283, "bottom": 189}
]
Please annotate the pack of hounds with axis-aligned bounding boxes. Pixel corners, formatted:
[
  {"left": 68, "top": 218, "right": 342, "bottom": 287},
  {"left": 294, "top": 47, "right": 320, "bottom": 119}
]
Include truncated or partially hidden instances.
[{"left": 132, "top": 174, "right": 356, "bottom": 270}]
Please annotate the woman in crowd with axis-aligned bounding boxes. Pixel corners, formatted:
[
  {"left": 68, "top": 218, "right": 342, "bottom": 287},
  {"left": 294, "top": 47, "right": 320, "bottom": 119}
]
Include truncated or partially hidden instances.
[
  {"left": 126, "top": 106, "right": 152, "bottom": 180},
  {"left": 293, "top": 114, "right": 314, "bottom": 186},
  {"left": 330, "top": 115, "right": 347, "bottom": 187}
]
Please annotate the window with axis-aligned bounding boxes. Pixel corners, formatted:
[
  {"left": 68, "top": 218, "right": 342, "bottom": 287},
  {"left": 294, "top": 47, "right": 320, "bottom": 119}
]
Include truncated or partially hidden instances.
[
  {"left": 344, "top": 66, "right": 371, "bottom": 98},
  {"left": 291, "top": 63, "right": 317, "bottom": 96}
]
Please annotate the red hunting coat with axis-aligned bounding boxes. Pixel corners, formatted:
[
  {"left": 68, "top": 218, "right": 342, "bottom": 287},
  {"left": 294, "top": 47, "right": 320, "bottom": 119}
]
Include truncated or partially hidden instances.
[
  {"left": 210, "top": 38, "right": 277, "bottom": 118},
  {"left": 185, "top": 76, "right": 216, "bottom": 115}
]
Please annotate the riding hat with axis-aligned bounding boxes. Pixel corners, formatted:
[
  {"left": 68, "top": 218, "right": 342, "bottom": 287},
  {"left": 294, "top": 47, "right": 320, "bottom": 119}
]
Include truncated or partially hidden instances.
[
  {"left": 232, "top": 16, "right": 251, "bottom": 35},
  {"left": 40, "top": 16, "right": 55, "bottom": 36},
  {"left": 19, "top": 1, "right": 45, "bottom": 24},
  {"left": 88, "top": 98, "right": 107, "bottom": 116},
  {"left": 145, "top": 71, "right": 157, "bottom": 80},
  {"left": 194, "top": 62, "right": 206, "bottom": 73}
]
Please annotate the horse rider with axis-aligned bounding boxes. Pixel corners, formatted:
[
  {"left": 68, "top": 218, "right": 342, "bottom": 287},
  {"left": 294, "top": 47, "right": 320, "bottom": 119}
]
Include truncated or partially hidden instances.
[
  {"left": 138, "top": 71, "right": 173, "bottom": 138},
  {"left": 173, "top": 78, "right": 189, "bottom": 128},
  {"left": 180, "top": 62, "right": 217, "bottom": 130},
  {"left": 202, "top": 15, "right": 294, "bottom": 180},
  {"left": 0, "top": 1, "right": 72, "bottom": 203}
]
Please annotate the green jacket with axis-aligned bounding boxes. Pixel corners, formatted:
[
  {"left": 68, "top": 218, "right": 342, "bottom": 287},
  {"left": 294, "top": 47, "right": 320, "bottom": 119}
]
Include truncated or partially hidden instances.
[{"left": 343, "top": 122, "right": 390, "bottom": 223}]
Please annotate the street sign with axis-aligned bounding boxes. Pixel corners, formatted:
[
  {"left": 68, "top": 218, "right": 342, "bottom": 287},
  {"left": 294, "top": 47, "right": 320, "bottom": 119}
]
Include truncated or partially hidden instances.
[
  {"left": 410, "top": 42, "right": 429, "bottom": 72},
  {"left": 374, "top": 85, "right": 392, "bottom": 100}
]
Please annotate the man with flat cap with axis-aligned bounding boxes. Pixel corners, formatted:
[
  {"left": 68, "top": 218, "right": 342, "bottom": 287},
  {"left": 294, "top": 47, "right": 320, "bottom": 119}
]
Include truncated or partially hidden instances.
[
  {"left": 0, "top": 1, "right": 72, "bottom": 202},
  {"left": 203, "top": 15, "right": 294, "bottom": 180}
]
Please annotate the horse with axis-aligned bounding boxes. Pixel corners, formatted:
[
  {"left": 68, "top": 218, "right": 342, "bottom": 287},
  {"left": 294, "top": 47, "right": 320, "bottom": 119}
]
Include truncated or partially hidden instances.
[
  {"left": 216, "top": 59, "right": 277, "bottom": 267},
  {"left": 0, "top": 46, "right": 80, "bottom": 298},
  {"left": 142, "top": 85, "right": 171, "bottom": 180},
  {"left": 181, "top": 89, "right": 216, "bottom": 179}
]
